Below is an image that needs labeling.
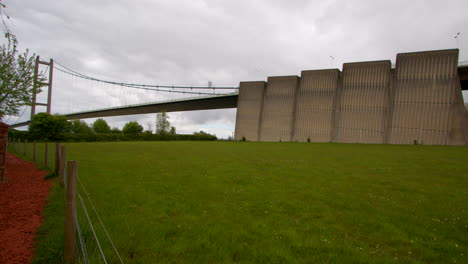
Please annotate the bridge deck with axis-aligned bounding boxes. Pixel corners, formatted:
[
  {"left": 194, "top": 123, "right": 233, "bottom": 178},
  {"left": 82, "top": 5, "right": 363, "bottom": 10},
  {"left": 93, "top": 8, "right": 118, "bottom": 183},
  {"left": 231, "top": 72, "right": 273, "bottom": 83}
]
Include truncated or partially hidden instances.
[
  {"left": 9, "top": 66, "right": 468, "bottom": 129},
  {"left": 10, "top": 94, "right": 238, "bottom": 128}
]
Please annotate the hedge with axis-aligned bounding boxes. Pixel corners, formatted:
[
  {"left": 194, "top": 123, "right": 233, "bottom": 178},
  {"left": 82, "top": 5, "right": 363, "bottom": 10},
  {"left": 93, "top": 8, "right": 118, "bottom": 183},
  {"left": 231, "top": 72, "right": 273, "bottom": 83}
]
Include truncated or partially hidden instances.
[{"left": 8, "top": 130, "right": 217, "bottom": 142}]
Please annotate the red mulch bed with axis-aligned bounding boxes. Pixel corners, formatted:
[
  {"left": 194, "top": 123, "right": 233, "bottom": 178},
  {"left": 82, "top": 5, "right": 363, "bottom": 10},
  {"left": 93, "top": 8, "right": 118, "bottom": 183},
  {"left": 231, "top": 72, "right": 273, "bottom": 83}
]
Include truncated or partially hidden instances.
[{"left": 0, "top": 153, "right": 52, "bottom": 264}]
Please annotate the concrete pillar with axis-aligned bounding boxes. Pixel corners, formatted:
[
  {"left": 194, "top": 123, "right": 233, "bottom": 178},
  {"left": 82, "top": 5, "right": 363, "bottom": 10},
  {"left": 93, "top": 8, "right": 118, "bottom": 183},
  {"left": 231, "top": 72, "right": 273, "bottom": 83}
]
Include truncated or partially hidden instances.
[
  {"left": 234, "top": 81, "right": 266, "bottom": 141},
  {"left": 389, "top": 49, "right": 464, "bottom": 145},
  {"left": 259, "top": 76, "right": 299, "bottom": 142},
  {"left": 334, "top": 60, "right": 392, "bottom": 144},
  {"left": 292, "top": 69, "right": 340, "bottom": 142}
]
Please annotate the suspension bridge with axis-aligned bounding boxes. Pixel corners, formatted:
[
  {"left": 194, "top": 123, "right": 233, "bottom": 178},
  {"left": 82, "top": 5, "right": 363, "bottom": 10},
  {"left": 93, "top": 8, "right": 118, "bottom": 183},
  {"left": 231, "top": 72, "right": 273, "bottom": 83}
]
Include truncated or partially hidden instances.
[
  {"left": 6, "top": 52, "right": 468, "bottom": 141},
  {"left": 7, "top": 57, "right": 240, "bottom": 128}
]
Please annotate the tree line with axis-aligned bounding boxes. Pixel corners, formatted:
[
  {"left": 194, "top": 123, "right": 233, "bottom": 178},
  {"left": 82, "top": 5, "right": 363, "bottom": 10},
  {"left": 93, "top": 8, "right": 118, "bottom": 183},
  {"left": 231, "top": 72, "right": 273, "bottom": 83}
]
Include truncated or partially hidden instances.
[{"left": 9, "top": 112, "right": 217, "bottom": 142}]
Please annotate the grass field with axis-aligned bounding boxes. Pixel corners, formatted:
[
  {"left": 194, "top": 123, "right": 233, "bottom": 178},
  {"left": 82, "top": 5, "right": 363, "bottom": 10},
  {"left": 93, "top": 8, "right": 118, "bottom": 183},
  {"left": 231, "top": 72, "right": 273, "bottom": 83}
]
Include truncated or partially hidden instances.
[{"left": 18, "top": 141, "right": 467, "bottom": 263}]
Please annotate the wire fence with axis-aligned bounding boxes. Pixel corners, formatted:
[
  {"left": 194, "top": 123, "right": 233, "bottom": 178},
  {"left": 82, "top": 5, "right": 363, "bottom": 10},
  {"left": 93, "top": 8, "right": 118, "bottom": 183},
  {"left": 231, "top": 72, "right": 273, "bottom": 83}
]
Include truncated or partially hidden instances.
[
  {"left": 7, "top": 138, "right": 125, "bottom": 263},
  {"left": 63, "top": 151, "right": 124, "bottom": 263},
  {"left": 74, "top": 175, "right": 124, "bottom": 264},
  {"left": 7, "top": 139, "right": 55, "bottom": 170}
]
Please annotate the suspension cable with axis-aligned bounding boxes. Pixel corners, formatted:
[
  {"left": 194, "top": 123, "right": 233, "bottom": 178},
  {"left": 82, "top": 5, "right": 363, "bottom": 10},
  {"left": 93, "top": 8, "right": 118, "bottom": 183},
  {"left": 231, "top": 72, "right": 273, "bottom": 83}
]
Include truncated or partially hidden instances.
[
  {"left": 53, "top": 60, "right": 239, "bottom": 91},
  {"left": 53, "top": 66, "right": 230, "bottom": 96}
]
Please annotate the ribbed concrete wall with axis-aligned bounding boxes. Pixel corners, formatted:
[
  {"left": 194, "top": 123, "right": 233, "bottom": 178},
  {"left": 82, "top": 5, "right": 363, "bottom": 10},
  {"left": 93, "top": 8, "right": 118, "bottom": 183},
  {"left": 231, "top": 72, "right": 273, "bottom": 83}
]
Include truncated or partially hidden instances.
[
  {"left": 235, "top": 48, "right": 467, "bottom": 145},
  {"left": 259, "top": 76, "right": 299, "bottom": 142},
  {"left": 335, "top": 61, "right": 392, "bottom": 144},
  {"left": 234, "top": 81, "right": 266, "bottom": 141},
  {"left": 451, "top": 81, "right": 468, "bottom": 145},
  {"left": 389, "top": 49, "right": 463, "bottom": 145},
  {"left": 292, "top": 70, "right": 339, "bottom": 142}
]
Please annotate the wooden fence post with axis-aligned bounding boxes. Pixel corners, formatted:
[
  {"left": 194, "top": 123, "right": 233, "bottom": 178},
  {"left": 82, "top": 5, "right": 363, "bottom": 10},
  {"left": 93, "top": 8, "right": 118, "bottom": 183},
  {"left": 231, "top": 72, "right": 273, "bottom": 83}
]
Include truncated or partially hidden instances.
[
  {"left": 64, "top": 160, "right": 77, "bottom": 264},
  {"left": 55, "top": 143, "right": 60, "bottom": 175},
  {"left": 44, "top": 142, "right": 48, "bottom": 167},
  {"left": 23, "top": 139, "right": 28, "bottom": 156},
  {"left": 33, "top": 142, "right": 37, "bottom": 162},
  {"left": 59, "top": 145, "right": 66, "bottom": 187}
]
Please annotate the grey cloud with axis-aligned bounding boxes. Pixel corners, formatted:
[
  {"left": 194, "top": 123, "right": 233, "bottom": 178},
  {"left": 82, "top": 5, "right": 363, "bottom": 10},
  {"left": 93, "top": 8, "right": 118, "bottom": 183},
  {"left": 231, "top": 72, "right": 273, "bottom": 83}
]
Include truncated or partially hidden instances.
[{"left": 4, "top": 0, "right": 468, "bottom": 137}]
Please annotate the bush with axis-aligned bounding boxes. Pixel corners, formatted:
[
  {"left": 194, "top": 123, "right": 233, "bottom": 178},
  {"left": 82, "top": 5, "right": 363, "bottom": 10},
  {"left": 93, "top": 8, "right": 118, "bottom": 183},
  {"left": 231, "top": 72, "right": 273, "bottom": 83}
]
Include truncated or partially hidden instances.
[
  {"left": 8, "top": 129, "right": 28, "bottom": 141},
  {"left": 28, "top": 113, "right": 70, "bottom": 142},
  {"left": 59, "top": 133, "right": 217, "bottom": 142},
  {"left": 122, "top": 121, "right": 143, "bottom": 135},
  {"left": 9, "top": 129, "right": 218, "bottom": 143}
]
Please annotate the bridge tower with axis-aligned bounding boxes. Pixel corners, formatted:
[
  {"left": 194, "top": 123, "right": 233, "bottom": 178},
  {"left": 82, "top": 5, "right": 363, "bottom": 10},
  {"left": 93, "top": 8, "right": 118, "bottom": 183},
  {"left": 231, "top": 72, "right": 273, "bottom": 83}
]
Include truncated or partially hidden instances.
[{"left": 30, "top": 56, "right": 54, "bottom": 119}]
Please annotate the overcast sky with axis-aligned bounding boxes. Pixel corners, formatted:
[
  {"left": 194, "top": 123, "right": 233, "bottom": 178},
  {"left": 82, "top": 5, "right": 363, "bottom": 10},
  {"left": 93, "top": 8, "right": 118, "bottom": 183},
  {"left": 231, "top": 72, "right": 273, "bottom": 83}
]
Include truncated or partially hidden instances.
[{"left": 3, "top": 0, "right": 468, "bottom": 138}]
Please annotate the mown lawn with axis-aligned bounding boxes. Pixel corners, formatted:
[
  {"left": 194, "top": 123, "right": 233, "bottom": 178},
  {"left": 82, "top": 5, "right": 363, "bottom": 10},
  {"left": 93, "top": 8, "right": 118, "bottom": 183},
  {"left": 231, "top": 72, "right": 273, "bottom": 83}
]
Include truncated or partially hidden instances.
[{"left": 25, "top": 141, "right": 467, "bottom": 263}]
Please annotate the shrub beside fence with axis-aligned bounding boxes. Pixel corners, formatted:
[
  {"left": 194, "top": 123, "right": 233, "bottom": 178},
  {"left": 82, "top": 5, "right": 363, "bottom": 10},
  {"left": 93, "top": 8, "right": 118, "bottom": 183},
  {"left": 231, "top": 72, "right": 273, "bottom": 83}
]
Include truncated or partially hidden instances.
[{"left": 8, "top": 130, "right": 217, "bottom": 143}]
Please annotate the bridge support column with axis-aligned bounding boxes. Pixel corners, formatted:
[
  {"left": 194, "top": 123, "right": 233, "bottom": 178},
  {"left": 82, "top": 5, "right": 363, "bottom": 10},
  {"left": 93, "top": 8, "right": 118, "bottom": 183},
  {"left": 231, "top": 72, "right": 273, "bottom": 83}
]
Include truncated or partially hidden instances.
[
  {"left": 293, "top": 69, "right": 340, "bottom": 142},
  {"left": 259, "top": 76, "right": 300, "bottom": 142},
  {"left": 234, "top": 81, "right": 266, "bottom": 141},
  {"left": 30, "top": 56, "right": 54, "bottom": 119}
]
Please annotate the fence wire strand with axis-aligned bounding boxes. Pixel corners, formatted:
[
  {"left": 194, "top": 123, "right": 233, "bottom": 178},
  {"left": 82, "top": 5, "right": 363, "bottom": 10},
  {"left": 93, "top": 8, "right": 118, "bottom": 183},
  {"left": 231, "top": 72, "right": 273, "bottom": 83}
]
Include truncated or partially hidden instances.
[
  {"left": 75, "top": 216, "right": 90, "bottom": 264},
  {"left": 78, "top": 178, "right": 125, "bottom": 264},
  {"left": 77, "top": 193, "right": 108, "bottom": 264}
]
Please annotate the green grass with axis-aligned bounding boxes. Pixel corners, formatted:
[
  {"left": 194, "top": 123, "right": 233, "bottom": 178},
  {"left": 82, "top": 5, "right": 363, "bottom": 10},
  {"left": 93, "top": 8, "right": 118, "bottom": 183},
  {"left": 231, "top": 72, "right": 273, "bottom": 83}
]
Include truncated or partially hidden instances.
[
  {"left": 8, "top": 141, "right": 56, "bottom": 171},
  {"left": 32, "top": 181, "right": 65, "bottom": 264},
  {"left": 18, "top": 141, "right": 468, "bottom": 263}
]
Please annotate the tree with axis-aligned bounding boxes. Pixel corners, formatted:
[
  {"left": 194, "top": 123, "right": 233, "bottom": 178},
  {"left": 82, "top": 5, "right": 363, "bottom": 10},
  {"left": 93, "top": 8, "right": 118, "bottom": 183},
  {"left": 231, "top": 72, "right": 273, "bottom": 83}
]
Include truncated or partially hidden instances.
[
  {"left": 193, "top": 130, "right": 217, "bottom": 140},
  {"left": 0, "top": 1, "right": 44, "bottom": 119},
  {"left": 122, "top": 121, "right": 143, "bottom": 134},
  {"left": 92, "top": 118, "right": 110, "bottom": 133},
  {"left": 169, "top": 126, "right": 176, "bottom": 135},
  {"left": 193, "top": 130, "right": 211, "bottom": 136},
  {"left": 28, "top": 113, "right": 69, "bottom": 141},
  {"left": 69, "top": 119, "right": 93, "bottom": 134},
  {"left": 110, "top": 127, "right": 121, "bottom": 134},
  {"left": 155, "top": 111, "right": 170, "bottom": 135}
]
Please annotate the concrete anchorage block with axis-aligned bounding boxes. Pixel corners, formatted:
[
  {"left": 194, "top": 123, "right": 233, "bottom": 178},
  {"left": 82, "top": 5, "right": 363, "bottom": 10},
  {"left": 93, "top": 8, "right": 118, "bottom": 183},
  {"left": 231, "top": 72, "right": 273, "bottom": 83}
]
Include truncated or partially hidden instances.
[
  {"left": 235, "top": 48, "right": 467, "bottom": 145},
  {"left": 292, "top": 69, "right": 340, "bottom": 142},
  {"left": 334, "top": 60, "right": 392, "bottom": 144},
  {"left": 389, "top": 49, "right": 467, "bottom": 145},
  {"left": 234, "top": 81, "right": 266, "bottom": 141},
  {"left": 259, "top": 76, "right": 299, "bottom": 142}
]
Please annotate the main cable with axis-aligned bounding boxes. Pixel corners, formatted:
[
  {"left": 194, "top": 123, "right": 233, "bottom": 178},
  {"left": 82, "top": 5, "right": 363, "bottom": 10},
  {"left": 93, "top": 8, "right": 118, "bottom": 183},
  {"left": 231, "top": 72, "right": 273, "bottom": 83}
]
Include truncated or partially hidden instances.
[
  {"left": 53, "top": 60, "right": 239, "bottom": 91},
  {"left": 53, "top": 66, "right": 233, "bottom": 96}
]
